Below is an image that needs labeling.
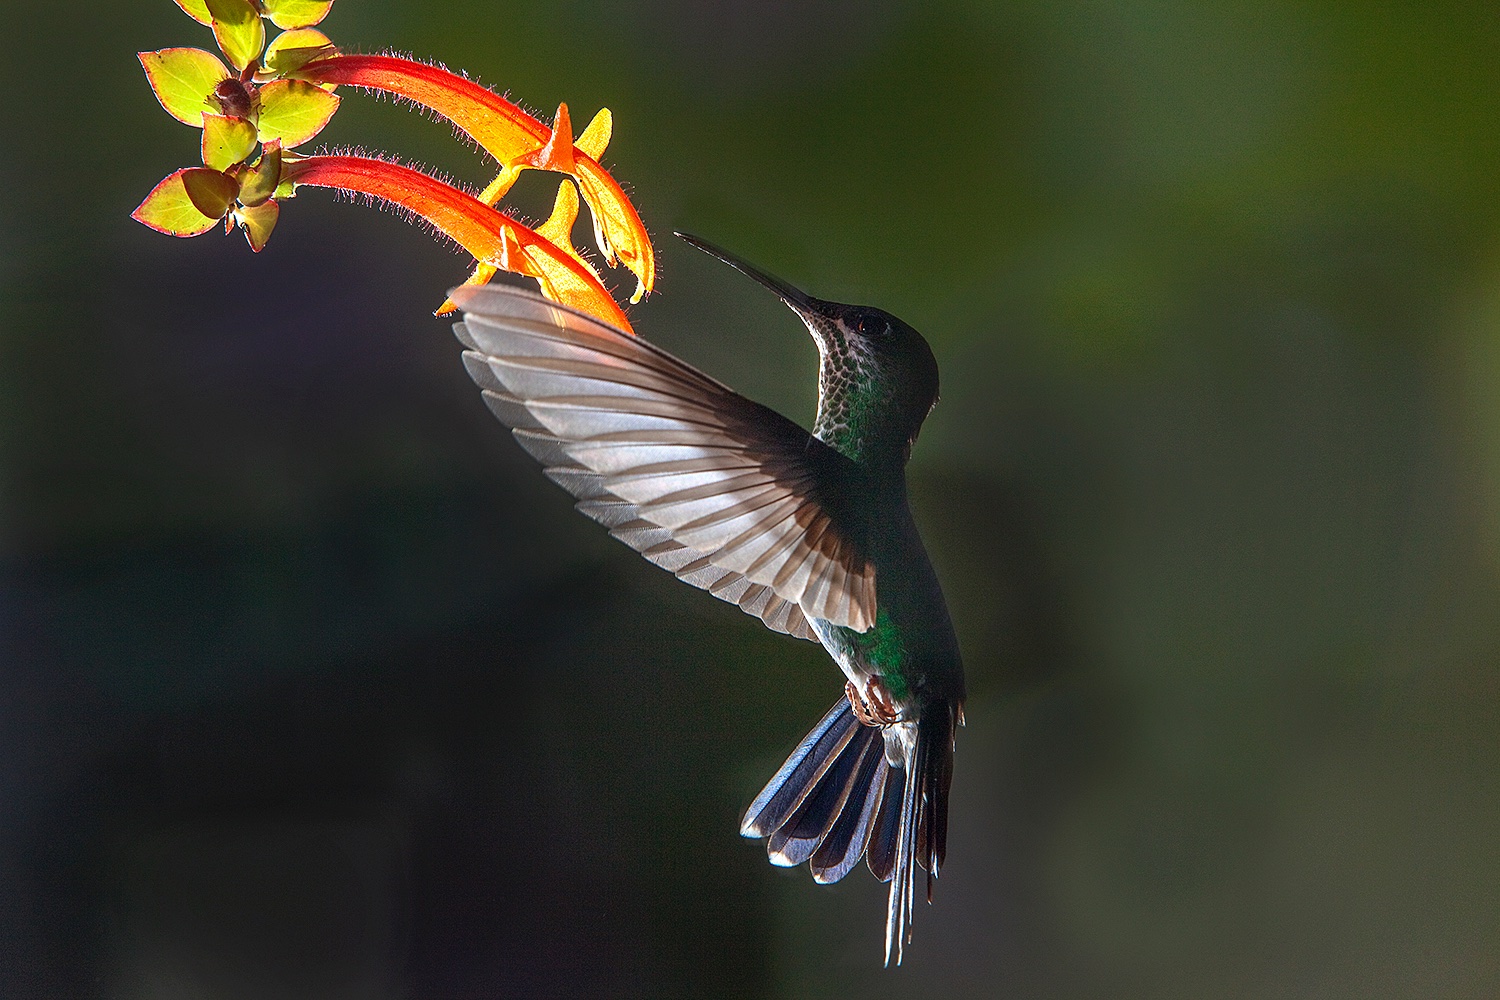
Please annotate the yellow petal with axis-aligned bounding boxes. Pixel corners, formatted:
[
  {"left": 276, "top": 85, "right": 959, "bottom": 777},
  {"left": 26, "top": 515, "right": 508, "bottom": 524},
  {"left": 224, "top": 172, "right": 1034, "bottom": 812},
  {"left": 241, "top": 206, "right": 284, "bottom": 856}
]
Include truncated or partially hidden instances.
[
  {"left": 537, "top": 180, "right": 602, "bottom": 284},
  {"left": 473, "top": 165, "right": 522, "bottom": 208},
  {"left": 576, "top": 107, "right": 612, "bottom": 160},
  {"left": 434, "top": 262, "right": 499, "bottom": 317}
]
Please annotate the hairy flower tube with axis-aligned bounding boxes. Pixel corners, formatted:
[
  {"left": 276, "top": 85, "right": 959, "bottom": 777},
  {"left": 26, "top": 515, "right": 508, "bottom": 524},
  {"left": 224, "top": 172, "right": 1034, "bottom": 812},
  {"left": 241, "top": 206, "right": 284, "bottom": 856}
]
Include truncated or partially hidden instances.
[{"left": 133, "top": 0, "right": 653, "bottom": 332}]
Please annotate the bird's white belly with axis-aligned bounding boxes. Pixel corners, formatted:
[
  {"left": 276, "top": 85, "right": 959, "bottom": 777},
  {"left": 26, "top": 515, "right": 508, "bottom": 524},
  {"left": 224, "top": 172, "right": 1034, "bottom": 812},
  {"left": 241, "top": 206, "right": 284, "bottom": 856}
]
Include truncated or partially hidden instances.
[{"left": 808, "top": 615, "right": 917, "bottom": 768}]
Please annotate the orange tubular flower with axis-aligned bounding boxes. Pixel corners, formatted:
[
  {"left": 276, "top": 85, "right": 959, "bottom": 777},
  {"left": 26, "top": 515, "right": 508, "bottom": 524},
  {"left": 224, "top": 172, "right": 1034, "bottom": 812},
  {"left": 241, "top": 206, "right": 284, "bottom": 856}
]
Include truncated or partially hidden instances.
[
  {"left": 135, "top": 0, "right": 653, "bottom": 331},
  {"left": 294, "top": 55, "right": 656, "bottom": 302},
  {"left": 283, "top": 155, "right": 632, "bottom": 332}
]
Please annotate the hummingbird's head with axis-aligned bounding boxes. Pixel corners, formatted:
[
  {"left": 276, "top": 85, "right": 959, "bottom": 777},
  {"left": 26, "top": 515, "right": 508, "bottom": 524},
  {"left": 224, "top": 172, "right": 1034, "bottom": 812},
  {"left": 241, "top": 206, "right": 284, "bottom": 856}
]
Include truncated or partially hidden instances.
[{"left": 677, "top": 233, "right": 940, "bottom": 462}]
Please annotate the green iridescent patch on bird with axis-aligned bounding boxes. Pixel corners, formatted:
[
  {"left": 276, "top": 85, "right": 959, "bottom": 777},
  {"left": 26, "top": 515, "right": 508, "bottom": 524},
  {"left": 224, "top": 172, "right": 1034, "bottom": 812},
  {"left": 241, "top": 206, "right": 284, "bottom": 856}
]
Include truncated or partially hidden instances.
[{"left": 856, "top": 609, "right": 911, "bottom": 702}]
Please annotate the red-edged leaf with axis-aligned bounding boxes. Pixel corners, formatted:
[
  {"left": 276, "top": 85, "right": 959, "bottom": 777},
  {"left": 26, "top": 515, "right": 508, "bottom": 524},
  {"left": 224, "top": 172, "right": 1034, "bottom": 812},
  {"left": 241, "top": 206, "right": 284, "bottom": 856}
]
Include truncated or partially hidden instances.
[
  {"left": 173, "top": 0, "right": 213, "bottom": 25},
  {"left": 256, "top": 79, "right": 340, "bottom": 147},
  {"left": 182, "top": 167, "right": 240, "bottom": 218},
  {"left": 263, "top": 28, "right": 338, "bottom": 76},
  {"left": 139, "top": 48, "right": 231, "bottom": 127},
  {"left": 261, "top": 0, "right": 334, "bottom": 30},
  {"left": 201, "top": 114, "right": 258, "bottom": 171},
  {"left": 205, "top": 0, "right": 265, "bottom": 72},
  {"left": 236, "top": 200, "right": 280, "bottom": 251},
  {"left": 238, "top": 141, "right": 282, "bottom": 206},
  {"left": 132, "top": 168, "right": 237, "bottom": 237}
]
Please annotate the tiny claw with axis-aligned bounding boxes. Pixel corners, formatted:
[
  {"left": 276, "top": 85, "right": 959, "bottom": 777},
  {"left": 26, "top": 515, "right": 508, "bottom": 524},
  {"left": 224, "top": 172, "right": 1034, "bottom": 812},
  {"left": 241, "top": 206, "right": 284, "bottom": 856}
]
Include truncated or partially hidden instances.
[{"left": 846, "top": 678, "right": 900, "bottom": 728}]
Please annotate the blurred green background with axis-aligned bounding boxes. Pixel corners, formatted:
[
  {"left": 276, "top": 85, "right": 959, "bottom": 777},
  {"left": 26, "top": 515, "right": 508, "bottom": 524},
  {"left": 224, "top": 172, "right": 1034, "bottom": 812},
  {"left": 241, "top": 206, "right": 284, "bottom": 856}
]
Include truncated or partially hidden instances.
[{"left": 3, "top": 1, "right": 1499, "bottom": 997}]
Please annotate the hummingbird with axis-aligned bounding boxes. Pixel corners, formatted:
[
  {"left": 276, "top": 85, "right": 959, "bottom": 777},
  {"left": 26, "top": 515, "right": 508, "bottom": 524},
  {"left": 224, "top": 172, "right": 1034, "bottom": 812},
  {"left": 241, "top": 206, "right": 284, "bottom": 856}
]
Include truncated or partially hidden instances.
[{"left": 448, "top": 233, "right": 965, "bottom": 965}]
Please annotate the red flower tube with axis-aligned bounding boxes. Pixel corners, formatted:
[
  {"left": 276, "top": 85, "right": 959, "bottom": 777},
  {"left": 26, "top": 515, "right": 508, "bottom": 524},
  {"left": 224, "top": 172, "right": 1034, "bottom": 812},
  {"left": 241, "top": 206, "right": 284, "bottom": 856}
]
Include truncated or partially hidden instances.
[
  {"left": 296, "top": 55, "right": 655, "bottom": 300},
  {"left": 284, "top": 154, "right": 632, "bottom": 332}
]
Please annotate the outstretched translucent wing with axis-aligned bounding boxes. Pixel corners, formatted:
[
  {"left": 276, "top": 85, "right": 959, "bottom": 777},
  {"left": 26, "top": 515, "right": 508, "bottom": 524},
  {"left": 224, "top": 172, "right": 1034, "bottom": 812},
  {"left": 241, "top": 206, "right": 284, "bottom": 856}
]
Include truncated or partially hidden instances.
[{"left": 451, "top": 284, "right": 876, "bottom": 637}]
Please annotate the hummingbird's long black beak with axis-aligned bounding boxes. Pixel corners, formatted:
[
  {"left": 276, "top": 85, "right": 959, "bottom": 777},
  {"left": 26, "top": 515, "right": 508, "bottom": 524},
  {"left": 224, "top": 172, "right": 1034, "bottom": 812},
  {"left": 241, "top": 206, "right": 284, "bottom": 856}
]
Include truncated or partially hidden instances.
[{"left": 675, "top": 232, "right": 820, "bottom": 317}]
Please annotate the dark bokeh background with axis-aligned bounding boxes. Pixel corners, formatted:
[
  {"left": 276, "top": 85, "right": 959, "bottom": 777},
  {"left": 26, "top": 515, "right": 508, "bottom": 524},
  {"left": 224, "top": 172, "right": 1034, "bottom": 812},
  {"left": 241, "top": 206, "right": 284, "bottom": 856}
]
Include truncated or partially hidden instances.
[{"left": 4, "top": 1, "right": 1499, "bottom": 997}]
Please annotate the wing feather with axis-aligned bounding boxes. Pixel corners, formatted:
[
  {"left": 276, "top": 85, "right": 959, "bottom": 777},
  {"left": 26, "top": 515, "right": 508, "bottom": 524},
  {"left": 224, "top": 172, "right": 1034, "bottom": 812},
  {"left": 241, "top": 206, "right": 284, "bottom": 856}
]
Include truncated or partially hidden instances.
[{"left": 452, "top": 284, "right": 875, "bottom": 635}]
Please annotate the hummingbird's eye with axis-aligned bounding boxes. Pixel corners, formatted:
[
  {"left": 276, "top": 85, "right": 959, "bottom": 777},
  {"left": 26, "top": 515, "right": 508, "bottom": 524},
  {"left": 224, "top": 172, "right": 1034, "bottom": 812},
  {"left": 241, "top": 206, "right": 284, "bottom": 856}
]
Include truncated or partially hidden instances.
[{"left": 854, "top": 314, "right": 885, "bottom": 338}]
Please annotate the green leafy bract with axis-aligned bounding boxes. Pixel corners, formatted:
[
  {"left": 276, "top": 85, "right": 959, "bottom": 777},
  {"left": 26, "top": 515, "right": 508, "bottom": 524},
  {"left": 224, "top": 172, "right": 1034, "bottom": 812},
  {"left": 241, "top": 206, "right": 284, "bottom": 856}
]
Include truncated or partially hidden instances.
[
  {"left": 132, "top": 167, "right": 239, "bottom": 236},
  {"left": 261, "top": 0, "right": 334, "bottom": 30},
  {"left": 256, "top": 79, "right": 340, "bottom": 146},
  {"left": 139, "top": 48, "right": 231, "bottom": 126},
  {"left": 172, "top": 0, "right": 212, "bottom": 25},
  {"left": 201, "top": 114, "right": 258, "bottom": 170},
  {"left": 235, "top": 200, "right": 280, "bottom": 251},
  {"left": 205, "top": 0, "right": 264, "bottom": 72},
  {"left": 238, "top": 141, "right": 282, "bottom": 206},
  {"left": 263, "top": 28, "right": 337, "bottom": 75}
]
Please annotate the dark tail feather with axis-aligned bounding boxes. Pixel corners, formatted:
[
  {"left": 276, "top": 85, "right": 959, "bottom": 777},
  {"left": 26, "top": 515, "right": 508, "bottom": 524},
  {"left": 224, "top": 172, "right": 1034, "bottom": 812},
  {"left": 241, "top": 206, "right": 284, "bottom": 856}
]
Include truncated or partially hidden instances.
[
  {"left": 865, "top": 766, "right": 903, "bottom": 883},
  {"left": 742, "top": 697, "right": 959, "bottom": 966},
  {"left": 880, "top": 704, "right": 960, "bottom": 966},
  {"left": 743, "top": 699, "right": 883, "bottom": 863},
  {"left": 810, "top": 742, "right": 887, "bottom": 883},
  {"left": 740, "top": 699, "right": 860, "bottom": 839},
  {"left": 768, "top": 731, "right": 879, "bottom": 867}
]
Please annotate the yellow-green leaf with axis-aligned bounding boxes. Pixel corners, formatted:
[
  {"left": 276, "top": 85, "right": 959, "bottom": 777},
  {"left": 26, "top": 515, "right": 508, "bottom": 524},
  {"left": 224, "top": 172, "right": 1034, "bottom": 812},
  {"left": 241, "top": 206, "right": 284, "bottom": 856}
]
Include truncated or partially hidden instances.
[
  {"left": 183, "top": 167, "right": 240, "bottom": 219},
  {"left": 201, "top": 114, "right": 258, "bottom": 171},
  {"left": 236, "top": 200, "right": 280, "bottom": 251},
  {"left": 205, "top": 0, "right": 265, "bottom": 72},
  {"left": 131, "top": 168, "right": 237, "bottom": 237},
  {"left": 173, "top": 0, "right": 213, "bottom": 25},
  {"left": 256, "top": 79, "right": 340, "bottom": 147},
  {"left": 139, "top": 48, "right": 231, "bottom": 127},
  {"left": 263, "top": 28, "right": 337, "bottom": 76},
  {"left": 261, "top": 0, "right": 334, "bottom": 30},
  {"left": 238, "top": 141, "right": 282, "bottom": 206}
]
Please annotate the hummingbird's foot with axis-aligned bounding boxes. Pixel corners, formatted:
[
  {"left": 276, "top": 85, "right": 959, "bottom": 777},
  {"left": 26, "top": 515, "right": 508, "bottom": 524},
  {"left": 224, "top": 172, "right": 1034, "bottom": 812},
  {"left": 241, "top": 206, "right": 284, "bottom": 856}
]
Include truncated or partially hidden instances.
[{"left": 846, "top": 678, "right": 901, "bottom": 728}]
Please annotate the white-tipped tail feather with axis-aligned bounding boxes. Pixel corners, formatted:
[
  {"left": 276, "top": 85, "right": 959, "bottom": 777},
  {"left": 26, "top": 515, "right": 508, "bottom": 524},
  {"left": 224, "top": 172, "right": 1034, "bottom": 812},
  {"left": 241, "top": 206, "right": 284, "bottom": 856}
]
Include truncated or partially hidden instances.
[{"left": 742, "top": 697, "right": 957, "bottom": 965}]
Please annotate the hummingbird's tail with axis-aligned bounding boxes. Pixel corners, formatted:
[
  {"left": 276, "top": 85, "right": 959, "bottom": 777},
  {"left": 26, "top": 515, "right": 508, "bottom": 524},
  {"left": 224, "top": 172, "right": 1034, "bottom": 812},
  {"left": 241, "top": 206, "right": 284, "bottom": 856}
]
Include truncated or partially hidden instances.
[
  {"left": 740, "top": 695, "right": 958, "bottom": 965},
  {"left": 871, "top": 704, "right": 957, "bottom": 966}
]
